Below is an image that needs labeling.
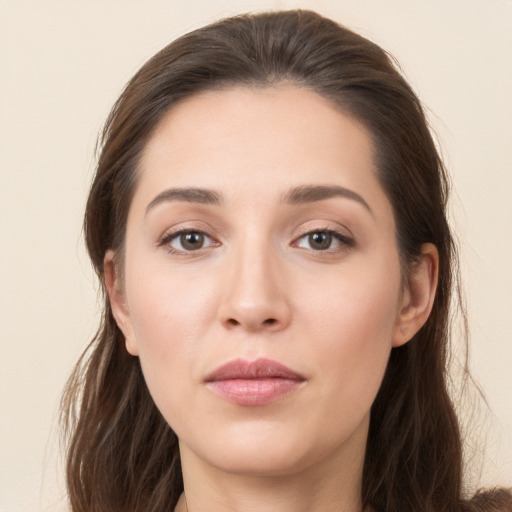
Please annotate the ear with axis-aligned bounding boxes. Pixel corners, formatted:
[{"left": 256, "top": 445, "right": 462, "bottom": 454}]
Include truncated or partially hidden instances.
[
  {"left": 392, "top": 243, "right": 439, "bottom": 348},
  {"left": 104, "top": 250, "right": 139, "bottom": 356}
]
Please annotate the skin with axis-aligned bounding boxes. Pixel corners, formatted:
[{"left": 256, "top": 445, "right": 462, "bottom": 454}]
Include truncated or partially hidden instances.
[{"left": 105, "top": 85, "right": 438, "bottom": 512}]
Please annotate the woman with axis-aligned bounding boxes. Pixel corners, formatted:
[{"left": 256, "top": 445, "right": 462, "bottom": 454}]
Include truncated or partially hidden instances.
[{"left": 61, "top": 10, "right": 512, "bottom": 512}]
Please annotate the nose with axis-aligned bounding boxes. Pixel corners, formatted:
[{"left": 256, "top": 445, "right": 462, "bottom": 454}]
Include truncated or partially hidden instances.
[{"left": 217, "top": 242, "right": 292, "bottom": 333}]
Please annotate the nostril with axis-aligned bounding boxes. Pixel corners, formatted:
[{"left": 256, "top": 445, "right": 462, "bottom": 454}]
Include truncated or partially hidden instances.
[{"left": 225, "top": 317, "right": 278, "bottom": 328}]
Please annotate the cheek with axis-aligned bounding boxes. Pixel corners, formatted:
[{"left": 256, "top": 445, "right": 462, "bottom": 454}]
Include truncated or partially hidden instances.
[
  {"left": 300, "top": 253, "right": 402, "bottom": 341},
  {"left": 298, "top": 256, "right": 402, "bottom": 401},
  {"left": 123, "top": 260, "right": 220, "bottom": 403},
  {"left": 125, "top": 257, "right": 219, "bottom": 346}
]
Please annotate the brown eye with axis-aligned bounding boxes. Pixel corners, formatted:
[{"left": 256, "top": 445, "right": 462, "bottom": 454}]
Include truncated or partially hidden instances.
[
  {"left": 308, "top": 232, "right": 333, "bottom": 250},
  {"left": 294, "top": 229, "right": 353, "bottom": 252},
  {"left": 164, "top": 230, "right": 215, "bottom": 253},
  {"left": 180, "top": 232, "right": 205, "bottom": 250}
]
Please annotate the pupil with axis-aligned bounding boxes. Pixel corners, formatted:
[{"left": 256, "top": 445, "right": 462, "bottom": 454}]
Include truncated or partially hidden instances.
[
  {"left": 309, "top": 232, "right": 331, "bottom": 250},
  {"left": 181, "top": 232, "right": 204, "bottom": 250}
]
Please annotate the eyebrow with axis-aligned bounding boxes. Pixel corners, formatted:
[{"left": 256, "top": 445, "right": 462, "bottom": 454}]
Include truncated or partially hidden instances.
[
  {"left": 146, "top": 187, "right": 222, "bottom": 215},
  {"left": 145, "top": 184, "right": 372, "bottom": 215},
  {"left": 283, "top": 185, "right": 372, "bottom": 214}
]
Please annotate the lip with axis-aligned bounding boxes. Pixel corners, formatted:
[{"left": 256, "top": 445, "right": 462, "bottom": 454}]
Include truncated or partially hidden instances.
[{"left": 204, "top": 358, "right": 306, "bottom": 406}]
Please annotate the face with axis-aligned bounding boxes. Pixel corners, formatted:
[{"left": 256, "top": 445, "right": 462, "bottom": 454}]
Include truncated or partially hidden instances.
[{"left": 107, "top": 85, "right": 435, "bottom": 479}]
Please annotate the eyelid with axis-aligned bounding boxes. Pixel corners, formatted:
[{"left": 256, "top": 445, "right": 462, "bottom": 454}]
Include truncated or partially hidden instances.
[
  {"left": 157, "top": 221, "right": 355, "bottom": 255},
  {"left": 159, "top": 226, "right": 219, "bottom": 255},
  {"left": 291, "top": 224, "right": 355, "bottom": 252},
  {"left": 157, "top": 219, "right": 218, "bottom": 245}
]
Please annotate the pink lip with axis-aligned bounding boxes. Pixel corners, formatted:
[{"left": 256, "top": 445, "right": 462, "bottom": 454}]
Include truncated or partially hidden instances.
[{"left": 205, "top": 358, "right": 306, "bottom": 406}]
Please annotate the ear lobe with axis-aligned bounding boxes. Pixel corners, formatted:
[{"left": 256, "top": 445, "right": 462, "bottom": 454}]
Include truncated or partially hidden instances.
[
  {"left": 104, "top": 250, "right": 139, "bottom": 356},
  {"left": 392, "top": 243, "right": 439, "bottom": 348}
]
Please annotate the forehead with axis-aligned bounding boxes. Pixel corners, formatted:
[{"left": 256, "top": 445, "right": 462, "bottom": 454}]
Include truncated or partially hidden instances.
[{"left": 134, "top": 84, "right": 390, "bottom": 218}]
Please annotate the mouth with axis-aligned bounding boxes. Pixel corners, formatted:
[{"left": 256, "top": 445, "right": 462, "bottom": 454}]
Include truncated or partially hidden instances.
[{"left": 204, "top": 358, "right": 306, "bottom": 406}]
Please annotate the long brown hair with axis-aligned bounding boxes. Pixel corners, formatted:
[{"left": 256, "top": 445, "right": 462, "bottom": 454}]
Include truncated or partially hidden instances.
[{"left": 61, "top": 10, "right": 512, "bottom": 512}]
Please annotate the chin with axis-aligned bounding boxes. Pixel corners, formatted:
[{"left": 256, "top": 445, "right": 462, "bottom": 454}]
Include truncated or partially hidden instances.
[
  {"left": 210, "top": 442, "right": 314, "bottom": 477},
  {"left": 179, "top": 414, "right": 366, "bottom": 478}
]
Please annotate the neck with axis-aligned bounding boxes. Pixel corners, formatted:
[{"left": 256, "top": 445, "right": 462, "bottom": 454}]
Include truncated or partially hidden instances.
[{"left": 176, "top": 427, "right": 368, "bottom": 512}]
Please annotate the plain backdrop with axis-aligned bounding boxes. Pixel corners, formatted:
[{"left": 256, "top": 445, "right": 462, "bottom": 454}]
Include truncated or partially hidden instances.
[{"left": 1, "top": 1, "right": 511, "bottom": 510}]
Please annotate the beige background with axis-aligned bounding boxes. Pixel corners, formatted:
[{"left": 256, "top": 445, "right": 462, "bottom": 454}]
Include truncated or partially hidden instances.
[{"left": 1, "top": 1, "right": 511, "bottom": 510}]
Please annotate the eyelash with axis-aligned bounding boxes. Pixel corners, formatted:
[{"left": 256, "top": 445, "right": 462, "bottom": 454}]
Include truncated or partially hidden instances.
[
  {"left": 158, "top": 227, "right": 355, "bottom": 256},
  {"left": 159, "top": 228, "right": 218, "bottom": 255},
  {"left": 292, "top": 228, "right": 355, "bottom": 253}
]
